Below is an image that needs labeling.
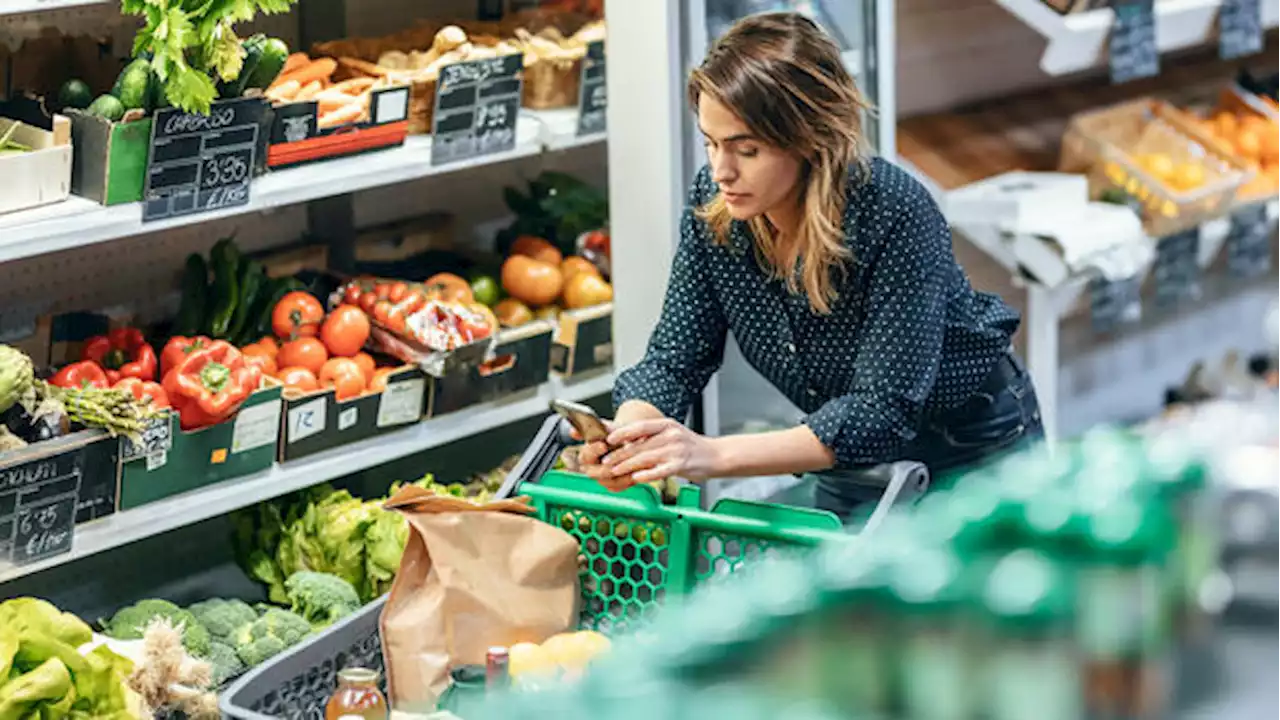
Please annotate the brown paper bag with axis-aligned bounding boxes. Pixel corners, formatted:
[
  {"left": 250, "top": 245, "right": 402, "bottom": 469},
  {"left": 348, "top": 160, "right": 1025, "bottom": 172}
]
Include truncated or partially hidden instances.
[{"left": 379, "top": 487, "right": 580, "bottom": 711}]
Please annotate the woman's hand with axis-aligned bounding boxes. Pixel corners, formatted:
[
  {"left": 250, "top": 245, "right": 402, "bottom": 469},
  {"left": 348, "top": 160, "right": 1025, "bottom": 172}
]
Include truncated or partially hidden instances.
[{"left": 600, "top": 418, "right": 724, "bottom": 488}]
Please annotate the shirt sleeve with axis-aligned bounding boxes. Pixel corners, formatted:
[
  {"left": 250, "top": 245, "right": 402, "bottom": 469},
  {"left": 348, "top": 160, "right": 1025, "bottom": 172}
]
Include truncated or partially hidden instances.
[
  {"left": 612, "top": 172, "right": 728, "bottom": 421},
  {"left": 802, "top": 184, "right": 953, "bottom": 467}
]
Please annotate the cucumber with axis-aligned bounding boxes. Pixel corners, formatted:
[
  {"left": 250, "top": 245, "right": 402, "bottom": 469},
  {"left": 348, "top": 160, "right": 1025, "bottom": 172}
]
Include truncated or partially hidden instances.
[
  {"left": 207, "top": 238, "right": 241, "bottom": 338},
  {"left": 242, "top": 38, "right": 290, "bottom": 92},
  {"left": 174, "top": 253, "right": 209, "bottom": 336},
  {"left": 227, "top": 260, "right": 266, "bottom": 343}
]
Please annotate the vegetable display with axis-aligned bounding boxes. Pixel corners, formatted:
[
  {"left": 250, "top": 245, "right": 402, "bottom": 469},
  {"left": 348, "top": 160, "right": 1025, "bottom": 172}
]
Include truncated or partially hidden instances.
[
  {"left": 334, "top": 277, "right": 494, "bottom": 352},
  {"left": 161, "top": 340, "right": 262, "bottom": 430},
  {"left": 120, "top": 0, "right": 298, "bottom": 114},
  {"left": 102, "top": 598, "right": 212, "bottom": 657},
  {"left": 81, "top": 327, "right": 157, "bottom": 383}
]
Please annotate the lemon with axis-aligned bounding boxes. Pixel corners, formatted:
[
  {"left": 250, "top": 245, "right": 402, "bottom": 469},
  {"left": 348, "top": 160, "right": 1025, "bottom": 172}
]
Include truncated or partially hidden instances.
[{"left": 509, "top": 641, "right": 556, "bottom": 678}]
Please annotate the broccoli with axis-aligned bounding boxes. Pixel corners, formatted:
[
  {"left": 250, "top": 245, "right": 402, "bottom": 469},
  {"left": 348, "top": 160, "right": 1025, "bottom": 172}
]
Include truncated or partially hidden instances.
[
  {"left": 284, "top": 571, "right": 361, "bottom": 628},
  {"left": 206, "top": 641, "right": 246, "bottom": 686},
  {"left": 187, "top": 598, "right": 257, "bottom": 642},
  {"left": 231, "top": 608, "right": 310, "bottom": 668},
  {"left": 102, "top": 598, "right": 212, "bottom": 657}
]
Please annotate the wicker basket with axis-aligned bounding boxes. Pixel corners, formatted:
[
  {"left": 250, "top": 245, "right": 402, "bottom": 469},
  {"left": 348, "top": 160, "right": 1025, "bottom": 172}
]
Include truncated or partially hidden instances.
[
  {"left": 522, "top": 56, "right": 581, "bottom": 109},
  {"left": 1061, "top": 98, "right": 1251, "bottom": 237}
]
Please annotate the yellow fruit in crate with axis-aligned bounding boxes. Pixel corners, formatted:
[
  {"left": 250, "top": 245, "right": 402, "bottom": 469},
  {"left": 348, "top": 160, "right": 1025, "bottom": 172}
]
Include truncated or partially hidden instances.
[
  {"left": 577, "top": 630, "right": 612, "bottom": 657},
  {"left": 1215, "top": 112, "right": 1238, "bottom": 138},
  {"left": 509, "top": 642, "right": 556, "bottom": 678},
  {"left": 1139, "top": 153, "right": 1176, "bottom": 181},
  {"left": 1171, "top": 163, "right": 1206, "bottom": 192},
  {"left": 539, "top": 632, "right": 592, "bottom": 671},
  {"left": 1236, "top": 130, "right": 1263, "bottom": 163}
]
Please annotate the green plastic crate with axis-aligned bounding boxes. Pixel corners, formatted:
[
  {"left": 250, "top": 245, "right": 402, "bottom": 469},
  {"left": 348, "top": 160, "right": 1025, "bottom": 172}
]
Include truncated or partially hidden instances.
[{"left": 520, "top": 470, "right": 845, "bottom": 634}]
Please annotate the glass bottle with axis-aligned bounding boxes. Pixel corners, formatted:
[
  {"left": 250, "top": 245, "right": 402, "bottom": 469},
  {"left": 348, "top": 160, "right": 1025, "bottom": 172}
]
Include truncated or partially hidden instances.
[{"left": 324, "top": 667, "right": 388, "bottom": 720}]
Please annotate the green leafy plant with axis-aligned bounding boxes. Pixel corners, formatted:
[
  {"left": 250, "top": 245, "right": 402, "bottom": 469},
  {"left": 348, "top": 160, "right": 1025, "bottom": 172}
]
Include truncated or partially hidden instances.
[
  {"left": 497, "top": 171, "right": 608, "bottom": 256},
  {"left": 122, "top": 0, "right": 297, "bottom": 114}
]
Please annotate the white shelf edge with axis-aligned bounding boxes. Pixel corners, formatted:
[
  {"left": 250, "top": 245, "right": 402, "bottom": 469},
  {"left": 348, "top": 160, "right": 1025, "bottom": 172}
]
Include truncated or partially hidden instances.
[
  {"left": 0, "top": 370, "right": 613, "bottom": 585},
  {"left": 0, "top": 0, "right": 105, "bottom": 16},
  {"left": 995, "top": 0, "right": 1280, "bottom": 77},
  {"left": 0, "top": 112, "right": 605, "bottom": 264}
]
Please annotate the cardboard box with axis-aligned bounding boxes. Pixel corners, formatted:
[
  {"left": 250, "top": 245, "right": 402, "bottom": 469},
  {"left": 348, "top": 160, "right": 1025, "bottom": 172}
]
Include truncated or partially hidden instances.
[
  {"left": 66, "top": 110, "right": 153, "bottom": 206},
  {"left": 278, "top": 365, "right": 426, "bottom": 462},
  {"left": 550, "top": 302, "right": 612, "bottom": 376},
  {"left": 266, "top": 85, "right": 411, "bottom": 169},
  {"left": 430, "top": 320, "right": 554, "bottom": 415},
  {"left": 117, "top": 382, "right": 283, "bottom": 510},
  {"left": 0, "top": 113, "right": 72, "bottom": 215}
]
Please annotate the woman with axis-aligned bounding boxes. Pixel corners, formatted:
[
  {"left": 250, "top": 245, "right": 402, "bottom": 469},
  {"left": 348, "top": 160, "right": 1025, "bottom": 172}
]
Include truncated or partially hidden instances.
[{"left": 580, "top": 12, "right": 1042, "bottom": 518}]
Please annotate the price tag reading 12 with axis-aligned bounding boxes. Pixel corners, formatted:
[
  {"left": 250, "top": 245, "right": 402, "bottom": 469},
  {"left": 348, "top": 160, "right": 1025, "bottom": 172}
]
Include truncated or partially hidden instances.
[
  {"left": 143, "top": 97, "right": 267, "bottom": 223},
  {"left": 431, "top": 54, "right": 523, "bottom": 166}
]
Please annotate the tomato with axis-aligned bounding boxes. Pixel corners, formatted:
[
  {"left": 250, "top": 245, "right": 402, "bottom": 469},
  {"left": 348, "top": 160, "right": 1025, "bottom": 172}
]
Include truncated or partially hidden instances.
[
  {"left": 319, "top": 305, "right": 371, "bottom": 357},
  {"left": 343, "top": 284, "right": 364, "bottom": 306},
  {"left": 352, "top": 352, "right": 376, "bottom": 383},
  {"left": 277, "top": 337, "right": 328, "bottom": 375},
  {"left": 277, "top": 366, "right": 319, "bottom": 393},
  {"left": 320, "top": 358, "right": 366, "bottom": 400},
  {"left": 388, "top": 282, "right": 409, "bottom": 304},
  {"left": 399, "top": 290, "right": 427, "bottom": 315},
  {"left": 495, "top": 298, "right": 534, "bottom": 328},
  {"left": 375, "top": 283, "right": 392, "bottom": 300},
  {"left": 423, "top": 273, "right": 474, "bottom": 303},
  {"left": 272, "top": 291, "right": 325, "bottom": 340},
  {"left": 359, "top": 292, "right": 379, "bottom": 314},
  {"left": 369, "top": 367, "right": 395, "bottom": 393},
  {"left": 372, "top": 300, "right": 393, "bottom": 327},
  {"left": 502, "top": 254, "right": 564, "bottom": 307},
  {"left": 384, "top": 306, "right": 408, "bottom": 335},
  {"left": 510, "top": 236, "right": 563, "bottom": 266},
  {"left": 243, "top": 351, "right": 278, "bottom": 377}
]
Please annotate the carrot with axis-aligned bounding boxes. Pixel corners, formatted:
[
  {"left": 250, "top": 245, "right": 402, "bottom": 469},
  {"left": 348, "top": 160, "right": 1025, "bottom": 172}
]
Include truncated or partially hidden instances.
[
  {"left": 282, "top": 52, "right": 310, "bottom": 75},
  {"left": 265, "top": 79, "right": 301, "bottom": 103},
  {"left": 314, "top": 88, "right": 361, "bottom": 106},
  {"left": 274, "top": 57, "right": 338, "bottom": 89},
  {"left": 295, "top": 80, "right": 324, "bottom": 102},
  {"left": 331, "top": 77, "right": 375, "bottom": 94},
  {"left": 318, "top": 102, "right": 365, "bottom": 129}
]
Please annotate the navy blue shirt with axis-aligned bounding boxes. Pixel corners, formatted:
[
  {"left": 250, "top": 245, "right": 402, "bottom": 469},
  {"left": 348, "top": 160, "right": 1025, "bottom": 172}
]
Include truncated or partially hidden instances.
[{"left": 613, "top": 157, "right": 1021, "bottom": 468}]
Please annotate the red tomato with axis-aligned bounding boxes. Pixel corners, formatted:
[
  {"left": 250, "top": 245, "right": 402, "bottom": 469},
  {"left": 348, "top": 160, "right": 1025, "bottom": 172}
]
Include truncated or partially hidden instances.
[
  {"left": 319, "top": 305, "right": 371, "bottom": 357},
  {"left": 277, "top": 366, "right": 319, "bottom": 392},
  {"left": 272, "top": 292, "right": 324, "bottom": 340}
]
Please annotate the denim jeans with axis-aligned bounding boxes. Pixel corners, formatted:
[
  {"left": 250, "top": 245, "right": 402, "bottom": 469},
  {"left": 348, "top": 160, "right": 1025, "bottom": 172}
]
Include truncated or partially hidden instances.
[{"left": 810, "top": 353, "right": 1044, "bottom": 521}]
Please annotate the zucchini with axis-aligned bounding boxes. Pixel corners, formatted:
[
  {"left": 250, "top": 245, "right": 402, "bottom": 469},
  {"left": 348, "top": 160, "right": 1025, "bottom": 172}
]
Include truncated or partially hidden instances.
[
  {"left": 173, "top": 253, "right": 209, "bottom": 336},
  {"left": 207, "top": 238, "right": 241, "bottom": 338},
  {"left": 227, "top": 260, "right": 266, "bottom": 344}
]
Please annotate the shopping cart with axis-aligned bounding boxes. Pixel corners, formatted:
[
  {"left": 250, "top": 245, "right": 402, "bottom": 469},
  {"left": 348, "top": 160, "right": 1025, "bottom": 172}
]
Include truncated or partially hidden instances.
[{"left": 220, "top": 414, "right": 929, "bottom": 719}]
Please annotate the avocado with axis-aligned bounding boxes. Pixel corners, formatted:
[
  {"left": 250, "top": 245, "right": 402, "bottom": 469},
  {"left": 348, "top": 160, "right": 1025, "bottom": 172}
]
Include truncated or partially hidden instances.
[
  {"left": 111, "top": 58, "right": 149, "bottom": 97},
  {"left": 57, "top": 79, "right": 93, "bottom": 110},
  {"left": 86, "top": 94, "right": 126, "bottom": 122}
]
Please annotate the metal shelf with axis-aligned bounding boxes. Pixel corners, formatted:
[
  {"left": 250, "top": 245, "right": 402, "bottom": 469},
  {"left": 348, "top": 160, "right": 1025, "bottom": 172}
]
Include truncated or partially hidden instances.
[
  {"left": 0, "top": 112, "right": 604, "bottom": 263},
  {"left": 0, "top": 370, "right": 614, "bottom": 586},
  {"left": 995, "top": 0, "right": 1280, "bottom": 76}
]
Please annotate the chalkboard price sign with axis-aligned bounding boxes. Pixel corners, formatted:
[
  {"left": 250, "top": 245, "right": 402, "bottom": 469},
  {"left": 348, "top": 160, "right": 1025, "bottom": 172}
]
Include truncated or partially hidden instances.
[
  {"left": 1219, "top": 0, "right": 1263, "bottom": 60},
  {"left": 1110, "top": 0, "right": 1159, "bottom": 85},
  {"left": 576, "top": 40, "right": 607, "bottom": 137},
  {"left": 1090, "top": 274, "right": 1143, "bottom": 334},
  {"left": 143, "top": 97, "right": 266, "bottom": 223},
  {"left": 1153, "top": 227, "right": 1201, "bottom": 307},
  {"left": 431, "top": 54, "right": 523, "bottom": 166},
  {"left": 1226, "top": 202, "right": 1274, "bottom": 277},
  {"left": 1, "top": 452, "right": 81, "bottom": 566}
]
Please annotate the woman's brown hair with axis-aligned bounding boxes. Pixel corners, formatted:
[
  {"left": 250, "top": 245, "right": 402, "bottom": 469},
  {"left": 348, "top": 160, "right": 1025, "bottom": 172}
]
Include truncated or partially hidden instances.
[{"left": 688, "top": 12, "right": 873, "bottom": 314}]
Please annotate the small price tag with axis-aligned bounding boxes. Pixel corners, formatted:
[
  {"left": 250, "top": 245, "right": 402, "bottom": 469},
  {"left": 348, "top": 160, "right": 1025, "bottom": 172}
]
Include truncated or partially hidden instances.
[
  {"left": 576, "top": 40, "right": 607, "bottom": 137},
  {"left": 1226, "top": 202, "right": 1274, "bottom": 277},
  {"left": 1219, "top": 0, "right": 1263, "bottom": 60},
  {"left": 145, "top": 451, "right": 168, "bottom": 472},
  {"left": 1110, "top": 0, "right": 1159, "bottom": 85},
  {"left": 1153, "top": 228, "right": 1201, "bottom": 307},
  {"left": 121, "top": 414, "right": 174, "bottom": 463},
  {"left": 1089, "top": 275, "right": 1143, "bottom": 334},
  {"left": 231, "top": 400, "right": 282, "bottom": 454},
  {"left": 430, "top": 54, "right": 523, "bottom": 166},
  {"left": 287, "top": 397, "right": 326, "bottom": 444},
  {"left": 143, "top": 97, "right": 266, "bottom": 222},
  {"left": 377, "top": 378, "right": 425, "bottom": 428},
  {"left": 1, "top": 456, "right": 82, "bottom": 567},
  {"left": 338, "top": 407, "right": 359, "bottom": 432}
]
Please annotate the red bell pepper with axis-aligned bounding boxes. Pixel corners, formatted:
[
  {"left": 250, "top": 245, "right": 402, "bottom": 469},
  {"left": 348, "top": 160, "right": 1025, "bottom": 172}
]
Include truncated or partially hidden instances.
[
  {"left": 82, "top": 327, "right": 157, "bottom": 383},
  {"left": 114, "top": 377, "right": 171, "bottom": 409},
  {"left": 162, "top": 340, "right": 262, "bottom": 430},
  {"left": 49, "top": 361, "right": 110, "bottom": 389},
  {"left": 161, "top": 336, "right": 212, "bottom": 377}
]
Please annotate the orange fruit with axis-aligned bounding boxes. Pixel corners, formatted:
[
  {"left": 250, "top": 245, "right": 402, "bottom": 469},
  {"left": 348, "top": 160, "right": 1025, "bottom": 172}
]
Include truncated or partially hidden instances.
[
  {"left": 1171, "top": 163, "right": 1206, "bottom": 192},
  {"left": 510, "top": 236, "right": 563, "bottom": 266},
  {"left": 1236, "top": 129, "right": 1262, "bottom": 162},
  {"left": 494, "top": 298, "right": 534, "bottom": 328},
  {"left": 562, "top": 272, "right": 614, "bottom": 310},
  {"left": 561, "top": 255, "right": 600, "bottom": 280},
  {"left": 501, "top": 254, "right": 564, "bottom": 307}
]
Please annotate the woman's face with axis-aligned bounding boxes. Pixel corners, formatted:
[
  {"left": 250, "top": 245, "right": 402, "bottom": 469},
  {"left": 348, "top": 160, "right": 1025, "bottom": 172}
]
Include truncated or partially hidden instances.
[{"left": 698, "top": 95, "right": 804, "bottom": 224}]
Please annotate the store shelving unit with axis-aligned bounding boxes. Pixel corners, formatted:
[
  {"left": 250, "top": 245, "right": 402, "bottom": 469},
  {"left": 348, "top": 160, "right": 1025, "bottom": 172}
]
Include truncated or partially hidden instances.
[
  {"left": 0, "top": 369, "right": 613, "bottom": 586},
  {"left": 994, "top": 0, "right": 1280, "bottom": 76}
]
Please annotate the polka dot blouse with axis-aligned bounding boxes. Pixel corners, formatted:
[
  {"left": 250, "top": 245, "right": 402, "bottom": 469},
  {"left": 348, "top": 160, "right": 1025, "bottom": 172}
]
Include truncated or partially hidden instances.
[{"left": 612, "top": 158, "right": 1021, "bottom": 468}]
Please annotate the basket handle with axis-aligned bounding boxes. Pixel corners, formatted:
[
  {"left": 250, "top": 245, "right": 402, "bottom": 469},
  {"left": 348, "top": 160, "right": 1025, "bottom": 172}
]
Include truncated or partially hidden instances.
[
  {"left": 856, "top": 460, "right": 930, "bottom": 536},
  {"left": 495, "top": 414, "right": 574, "bottom": 500}
]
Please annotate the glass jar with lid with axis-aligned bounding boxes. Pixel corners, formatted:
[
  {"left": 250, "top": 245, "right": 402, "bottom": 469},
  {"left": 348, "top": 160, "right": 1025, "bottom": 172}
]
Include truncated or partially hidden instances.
[
  {"left": 324, "top": 667, "right": 388, "bottom": 720},
  {"left": 980, "top": 550, "right": 1080, "bottom": 720}
]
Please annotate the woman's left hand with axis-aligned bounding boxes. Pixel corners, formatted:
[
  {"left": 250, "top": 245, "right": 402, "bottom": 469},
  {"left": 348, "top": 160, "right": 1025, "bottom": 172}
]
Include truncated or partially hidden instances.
[{"left": 601, "top": 418, "right": 723, "bottom": 487}]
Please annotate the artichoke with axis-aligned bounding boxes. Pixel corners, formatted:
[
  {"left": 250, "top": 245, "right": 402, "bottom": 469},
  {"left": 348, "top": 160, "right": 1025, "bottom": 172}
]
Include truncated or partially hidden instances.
[{"left": 0, "top": 344, "right": 35, "bottom": 416}]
